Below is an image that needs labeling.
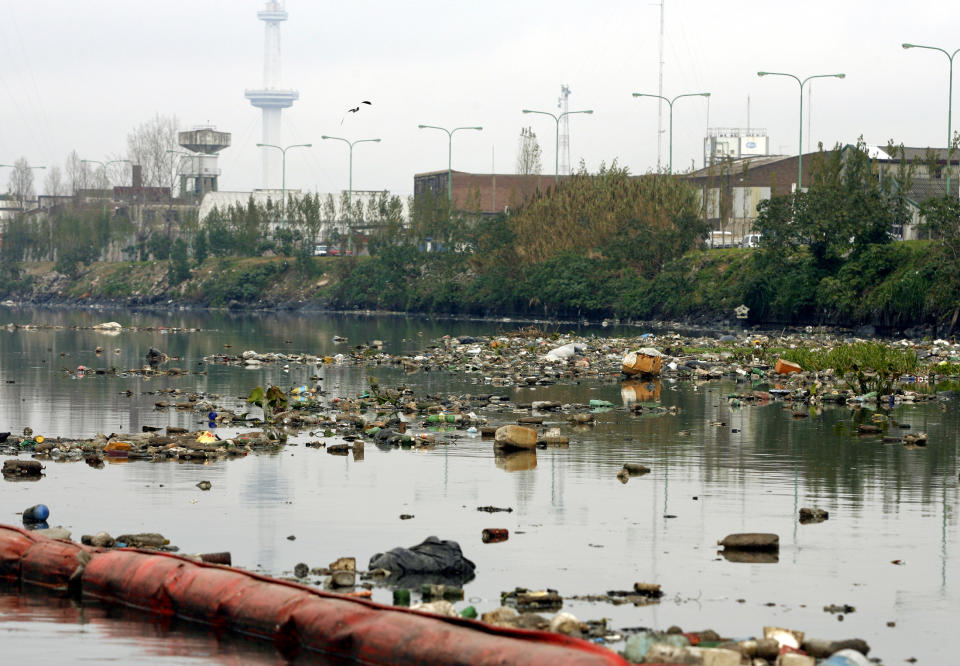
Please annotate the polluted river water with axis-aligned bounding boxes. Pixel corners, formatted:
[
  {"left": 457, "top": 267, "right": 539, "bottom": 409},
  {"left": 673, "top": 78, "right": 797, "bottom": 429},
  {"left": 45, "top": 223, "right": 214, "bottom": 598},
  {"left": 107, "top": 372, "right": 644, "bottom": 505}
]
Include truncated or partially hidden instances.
[{"left": 0, "top": 306, "right": 957, "bottom": 664}]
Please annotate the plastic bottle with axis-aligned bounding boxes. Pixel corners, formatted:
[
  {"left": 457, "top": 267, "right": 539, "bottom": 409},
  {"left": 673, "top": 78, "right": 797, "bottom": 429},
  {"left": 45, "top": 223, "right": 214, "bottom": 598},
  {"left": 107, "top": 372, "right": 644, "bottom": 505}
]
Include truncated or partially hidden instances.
[
  {"left": 820, "top": 649, "right": 871, "bottom": 666},
  {"left": 22, "top": 504, "right": 50, "bottom": 523}
]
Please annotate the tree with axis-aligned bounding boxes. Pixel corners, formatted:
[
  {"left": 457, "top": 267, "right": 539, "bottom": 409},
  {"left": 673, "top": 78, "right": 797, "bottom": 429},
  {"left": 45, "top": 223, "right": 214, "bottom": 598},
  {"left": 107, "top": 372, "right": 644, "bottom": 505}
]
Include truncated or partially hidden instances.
[
  {"left": 168, "top": 238, "right": 190, "bottom": 285},
  {"left": 43, "top": 166, "right": 67, "bottom": 197},
  {"left": 516, "top": 126, "right": 542, "bottom": 175},
  {"left": 754, "top": 139, "right": 904, "bottom": 270},
  {"left": 7, "top": 157, "right": 36, "bottom": 210},
  {"left": 126, "top": 113, "right": 180, "bottom": 191},
  {"left": 64, "top": 150, "right": 91, "bottom": 195}
]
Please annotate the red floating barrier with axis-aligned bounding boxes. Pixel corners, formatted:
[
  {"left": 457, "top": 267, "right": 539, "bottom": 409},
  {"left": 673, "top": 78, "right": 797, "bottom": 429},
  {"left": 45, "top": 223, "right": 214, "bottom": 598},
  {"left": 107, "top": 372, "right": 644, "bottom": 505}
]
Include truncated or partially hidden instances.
[
  {"left": 0, "top": 525, "right": 93, "bottom": 592},
  {"left": 2, "top": 525, "right": 629, "bottom": 665}
]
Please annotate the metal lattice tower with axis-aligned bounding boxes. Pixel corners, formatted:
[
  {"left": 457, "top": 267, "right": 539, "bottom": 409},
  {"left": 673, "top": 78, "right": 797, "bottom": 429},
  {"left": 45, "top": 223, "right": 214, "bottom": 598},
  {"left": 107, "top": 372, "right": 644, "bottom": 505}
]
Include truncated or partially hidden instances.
[{"left": 558, "top": 84, "right": 571, "bottom": 176}]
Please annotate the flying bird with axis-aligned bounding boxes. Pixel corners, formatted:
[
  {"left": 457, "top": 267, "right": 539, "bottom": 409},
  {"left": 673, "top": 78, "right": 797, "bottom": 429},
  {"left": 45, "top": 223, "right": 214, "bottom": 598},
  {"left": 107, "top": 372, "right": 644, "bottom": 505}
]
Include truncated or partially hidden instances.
[{"left": 341, "top": 101, "right": 373, "bottom": 124}]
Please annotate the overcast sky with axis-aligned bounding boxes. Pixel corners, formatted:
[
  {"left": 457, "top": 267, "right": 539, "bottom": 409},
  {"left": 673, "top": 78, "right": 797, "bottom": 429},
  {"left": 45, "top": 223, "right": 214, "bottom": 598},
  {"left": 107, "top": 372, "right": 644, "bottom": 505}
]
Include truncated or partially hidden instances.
[{"left": 2, "top": 0, "right": 958, "bottom": 197}]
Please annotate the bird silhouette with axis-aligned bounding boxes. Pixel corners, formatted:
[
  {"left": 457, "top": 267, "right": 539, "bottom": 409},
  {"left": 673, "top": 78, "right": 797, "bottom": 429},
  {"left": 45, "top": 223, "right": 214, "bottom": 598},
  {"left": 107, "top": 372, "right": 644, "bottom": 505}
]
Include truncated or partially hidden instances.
[{"left": 341, "top": 101, "right": 372, "bottom": 124}]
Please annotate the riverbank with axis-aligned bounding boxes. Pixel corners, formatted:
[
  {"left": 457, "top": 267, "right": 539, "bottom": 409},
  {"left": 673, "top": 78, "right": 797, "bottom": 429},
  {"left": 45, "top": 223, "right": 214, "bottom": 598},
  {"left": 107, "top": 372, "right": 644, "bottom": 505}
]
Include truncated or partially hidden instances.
[{"left": 0, "top": 240, "right": 951, "bottom": 336}]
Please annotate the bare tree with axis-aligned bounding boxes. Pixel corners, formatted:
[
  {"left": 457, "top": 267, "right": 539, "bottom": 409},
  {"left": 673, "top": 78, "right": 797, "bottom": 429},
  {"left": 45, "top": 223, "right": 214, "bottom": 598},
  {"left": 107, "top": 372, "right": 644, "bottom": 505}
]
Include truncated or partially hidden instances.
[
  {"left": 44, "top": 166, "right": 67, "bottom": 197},
  {"left": 7, "top": 156, "right": 36, "bottom": 209},
  {"left": 64, "top": 150, "right": 92, "bottom": 195},
  {"left": 516, "top": 126, "right": 542, "bottom": 175},
  {"left": 126, "top": 113, "right": 180, "bottom": 191}
]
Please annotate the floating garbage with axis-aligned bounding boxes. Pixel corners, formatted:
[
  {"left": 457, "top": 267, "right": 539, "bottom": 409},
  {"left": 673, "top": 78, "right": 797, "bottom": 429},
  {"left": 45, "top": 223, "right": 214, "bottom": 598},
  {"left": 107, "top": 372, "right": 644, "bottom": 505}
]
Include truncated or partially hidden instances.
[
  {"left": 621, "top": 348, "right": 663, "bottom": 376},
  {"left": 718, "top": 533, "right": 780, "bottom": 551}
]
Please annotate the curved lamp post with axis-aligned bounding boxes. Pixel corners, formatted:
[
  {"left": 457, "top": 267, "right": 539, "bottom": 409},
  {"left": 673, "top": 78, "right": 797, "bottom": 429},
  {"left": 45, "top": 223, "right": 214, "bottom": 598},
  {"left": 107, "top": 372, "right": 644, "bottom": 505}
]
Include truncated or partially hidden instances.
[
  {"left": 256, "top": 142, "right": 312, "bottom": 224},
  {"left": 1, "top": 162, "right": 47, "bottom": 210},
  {"left": 417, "top": 124, "right": 482, "bottom": 205},
  {"left": 632, "top": 92, "right": 710, "bottom": 173},
  {"left": 521, "top": 108, "right": 593, "bottom": 184},
  {"left": 757, "top": 71, "right": 845, "bottom": 191},
  {"left": 321, "top": 135, "right": 381, "bottom": 253},
  {"left": 902, "top": 43, "right": 960, "bottom": 196},
  {"left": 81, "top": 158, "right": 131, "bottom": 217}
]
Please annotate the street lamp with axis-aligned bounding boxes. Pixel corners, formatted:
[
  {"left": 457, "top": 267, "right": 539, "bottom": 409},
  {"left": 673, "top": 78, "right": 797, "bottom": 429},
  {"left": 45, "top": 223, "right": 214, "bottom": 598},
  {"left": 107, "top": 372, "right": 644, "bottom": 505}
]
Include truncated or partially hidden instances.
[
  {"left": 417, "top": 124, "right": 482, "bottom": 204},
  {"left": 757, "top": 71, "right": 845, "bottom": 192},
  {"left": 321, "top": 135, "right": 381, "bottom": 253},
  {"left": 1, "top": 163, "right": 46, "bottom": 210},
  {"left": 81, "top": 159, "right": 131, "bottom": 217},
  {"left": 81, "top": 159, "right": 131, "bottom": 189},
  {"left": 902, "top": 43, "right": 960, "bottom": 196},
  {"left": 255, "top": 142, "right": 312, "bottom": 224},
  {"left": 521, "top": 108, "right": 593, "bottom": 184},
  {"left": 632, "top": 92, "right": 710, "bottom": 174}
]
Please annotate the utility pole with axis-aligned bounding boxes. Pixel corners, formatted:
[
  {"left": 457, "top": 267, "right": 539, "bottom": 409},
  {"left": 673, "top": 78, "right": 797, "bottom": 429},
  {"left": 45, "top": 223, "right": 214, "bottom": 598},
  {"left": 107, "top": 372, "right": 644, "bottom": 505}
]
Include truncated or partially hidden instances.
[{"left": 656, "top": 0, "right": 665, "bottom": 171}]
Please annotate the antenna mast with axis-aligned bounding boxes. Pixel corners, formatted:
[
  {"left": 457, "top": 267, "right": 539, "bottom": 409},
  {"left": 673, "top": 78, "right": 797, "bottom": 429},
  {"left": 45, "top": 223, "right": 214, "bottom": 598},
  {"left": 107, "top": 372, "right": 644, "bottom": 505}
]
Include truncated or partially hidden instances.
[
  {"left": 558, "top": 84, "right": 571, "bottom": 176},
  {"left": 656, "top": 0, "right": 665, "bottom": 170}
]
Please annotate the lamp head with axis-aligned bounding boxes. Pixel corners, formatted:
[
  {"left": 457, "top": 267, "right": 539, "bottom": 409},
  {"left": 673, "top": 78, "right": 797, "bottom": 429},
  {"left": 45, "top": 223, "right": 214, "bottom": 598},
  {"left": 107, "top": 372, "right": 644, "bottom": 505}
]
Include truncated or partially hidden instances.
[
  {"left": 757, "top": 71, "right": 770, "bottom": 77},
  {"left": 702, "top": 92, "right": 712, "bottom": 97},
  {"left": 256, "top": 143, "right": 265, "bottom": 147},
  {"left": 373, "top": 138, "right": 382, "bottom": 142},
  {"left": 417, "top": 124, "right": 427, "bottom": 128},
  {"left": 835, "top": 73, "right": 846, "bottom": 79},
  {"left": 583, "top": 110, "right": 594, "bottom": 114},
  {"left": 304, "top": 144, "right": 313, "bottom": 148},
  {"left": 470, "top": 126, "right": 483, "bottom": 130},
  {"left": 321, "top": 135, "right": 330, "bottom": 140},
  {"left": 902, "top": 43, "right": 915, "bottom": 49},
  {"left": 522, "top": 110, "right": 532, "bottom": 114}
]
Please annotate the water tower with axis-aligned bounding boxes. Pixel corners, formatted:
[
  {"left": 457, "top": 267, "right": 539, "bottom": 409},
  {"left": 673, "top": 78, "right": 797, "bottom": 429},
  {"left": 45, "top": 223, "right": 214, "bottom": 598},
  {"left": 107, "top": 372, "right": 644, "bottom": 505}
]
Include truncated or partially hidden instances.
[
  {"left": 177, "top": 126, "right": 231, "bottom": 198},
  {"left": 244, "top": 0, "right": 299, "bottom": 189}
]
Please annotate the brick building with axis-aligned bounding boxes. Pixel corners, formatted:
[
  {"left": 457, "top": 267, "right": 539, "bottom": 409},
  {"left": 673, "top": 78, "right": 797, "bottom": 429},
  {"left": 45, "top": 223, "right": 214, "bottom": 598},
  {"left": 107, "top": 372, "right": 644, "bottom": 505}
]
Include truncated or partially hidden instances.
[
  {"left": 684, "top": 153, "right": 809, "bottom": 243},
  {"left": 413, "top": 170, "right": 575, "bottom": 214}
]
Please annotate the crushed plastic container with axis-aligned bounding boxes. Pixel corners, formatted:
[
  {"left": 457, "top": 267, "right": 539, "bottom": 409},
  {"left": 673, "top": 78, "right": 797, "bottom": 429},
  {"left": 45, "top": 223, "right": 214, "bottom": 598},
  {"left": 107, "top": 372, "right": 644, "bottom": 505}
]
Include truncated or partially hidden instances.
[
  {"left": 819, "top": 649, "right": 871, "bottom": 666},
  {"left": 22, "top": 504, "right": 50, "bottom": 523}
]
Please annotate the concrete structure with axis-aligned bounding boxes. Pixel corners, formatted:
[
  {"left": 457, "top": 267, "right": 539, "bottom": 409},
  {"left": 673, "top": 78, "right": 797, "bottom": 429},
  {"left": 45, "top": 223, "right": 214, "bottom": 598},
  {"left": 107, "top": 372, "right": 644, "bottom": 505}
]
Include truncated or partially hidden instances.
[
  {"left": 704, "top": 128, "right": 769, "bottom": 166},
  {"left": 414, "top": 170, "right": 570, "bottom": 214},
  {"left": 177, "top": 127, "right": 231, "bottom": 199},
  {"left": 244, "top": 1, "right": 299, "bottom": 190},
  {"left": 685, "top": 153, "right": 808, "bottom": 244}
]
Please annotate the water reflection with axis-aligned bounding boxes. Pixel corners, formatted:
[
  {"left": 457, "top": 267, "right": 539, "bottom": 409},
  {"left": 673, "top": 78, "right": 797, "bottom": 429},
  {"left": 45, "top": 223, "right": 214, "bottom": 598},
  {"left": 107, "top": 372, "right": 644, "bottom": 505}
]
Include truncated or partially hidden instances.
[
  {"left": 0, "top": 307, "right": 958, "bottom": 664},
  {"left": 494, "top": 450, "right": 537, "bottom": 472},
  {"left": 621, "top": 379, "right": 661, "bottom": 405}
]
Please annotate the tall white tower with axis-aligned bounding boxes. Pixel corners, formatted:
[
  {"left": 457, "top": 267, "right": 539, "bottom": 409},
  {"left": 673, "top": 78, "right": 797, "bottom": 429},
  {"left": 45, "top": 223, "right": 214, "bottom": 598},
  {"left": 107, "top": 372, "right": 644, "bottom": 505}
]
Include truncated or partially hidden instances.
[
  {"left": 244, "top": 0, "right": 299, "bottom": 190},
  {"left": 557, "top": 84, "right": 571, "bottom": 176}
]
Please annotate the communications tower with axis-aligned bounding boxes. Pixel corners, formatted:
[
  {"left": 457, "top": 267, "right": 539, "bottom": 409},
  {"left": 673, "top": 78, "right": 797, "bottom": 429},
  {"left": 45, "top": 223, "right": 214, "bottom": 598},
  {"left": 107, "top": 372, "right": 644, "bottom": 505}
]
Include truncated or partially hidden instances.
[
  {"left": 244, "top": 0, "right": 299, "bottom": 189},
  {"left": 558, "top": 84, "right": 571, "bottom": 176}
]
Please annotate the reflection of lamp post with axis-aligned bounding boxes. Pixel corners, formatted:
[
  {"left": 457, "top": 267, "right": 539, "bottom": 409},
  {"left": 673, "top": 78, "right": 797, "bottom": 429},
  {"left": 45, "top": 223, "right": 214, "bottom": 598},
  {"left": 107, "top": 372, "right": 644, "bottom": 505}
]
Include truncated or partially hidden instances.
[
  {"left": 417, "top": 124, "right": 482, "bottom": 204},
  {"left": 521, "top": 108, "right": 593, "bottom": 184},
  {"left": 632, "top": 92, "right": 710, "bottom": 173},
  {"left": 902, "top": 43, "right": 960, "bottom": 196},
  {"left": 255, "top": 142, "right": 312, "bottom": 224},
  {"left": 321, "top": 135, "right": 381, "bottom": 252},
  {"left": 757, "top": 71, "right": 845, "bottom": 191}
]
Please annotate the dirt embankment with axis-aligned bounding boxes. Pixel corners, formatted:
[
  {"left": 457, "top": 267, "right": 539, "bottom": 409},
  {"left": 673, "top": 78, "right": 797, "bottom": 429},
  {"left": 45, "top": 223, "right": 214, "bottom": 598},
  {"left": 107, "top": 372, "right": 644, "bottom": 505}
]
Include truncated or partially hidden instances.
[{"left": 7, "top": 258, "right": 332, "bottom": 309}]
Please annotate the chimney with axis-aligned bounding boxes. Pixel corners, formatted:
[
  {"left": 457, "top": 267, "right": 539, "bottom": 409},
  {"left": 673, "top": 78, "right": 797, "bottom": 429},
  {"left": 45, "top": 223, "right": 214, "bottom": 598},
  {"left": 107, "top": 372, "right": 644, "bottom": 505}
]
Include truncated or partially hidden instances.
[{"left": 132, "top": 164, "right": 143, "bottom": 188}]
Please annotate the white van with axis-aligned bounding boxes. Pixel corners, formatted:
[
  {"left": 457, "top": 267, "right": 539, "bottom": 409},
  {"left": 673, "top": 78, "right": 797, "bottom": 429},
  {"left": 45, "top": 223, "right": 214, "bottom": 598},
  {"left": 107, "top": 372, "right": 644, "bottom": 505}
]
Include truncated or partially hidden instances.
[
  {"left": 313, "top": 244, "right": 328, "bottom": 256},
  {"left": 741, "top": 234, "right": 762, "bottom": 248}
]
